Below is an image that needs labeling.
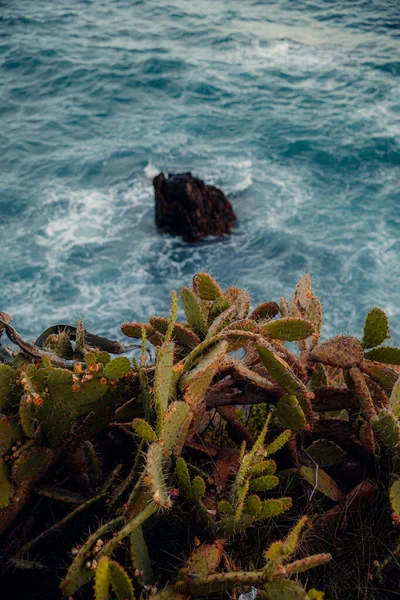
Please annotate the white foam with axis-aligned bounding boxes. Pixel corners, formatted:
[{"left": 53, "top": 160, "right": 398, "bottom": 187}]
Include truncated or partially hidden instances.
[{"left": 144, "top": 161, "right": 160, "bottom": 179}]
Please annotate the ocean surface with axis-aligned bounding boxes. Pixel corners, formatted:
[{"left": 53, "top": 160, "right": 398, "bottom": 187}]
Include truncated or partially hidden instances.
[{"left": 1, "top": 0, "right": 400, "bottom": 344}]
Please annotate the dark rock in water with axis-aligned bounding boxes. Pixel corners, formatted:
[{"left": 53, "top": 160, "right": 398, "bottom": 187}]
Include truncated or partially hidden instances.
[{"left": 153, "top": 172, "right": 237, "bottom": 242}]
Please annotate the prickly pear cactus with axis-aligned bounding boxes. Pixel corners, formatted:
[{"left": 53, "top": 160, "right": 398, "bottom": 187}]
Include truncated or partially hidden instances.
[{"left": 2, "top": 271, "right": 400, "bottom": 600}]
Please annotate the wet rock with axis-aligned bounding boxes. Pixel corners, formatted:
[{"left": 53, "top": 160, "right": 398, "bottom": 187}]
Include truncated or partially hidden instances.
[{"left": 153, "top": 172, "right": 237, "bottom": 242}]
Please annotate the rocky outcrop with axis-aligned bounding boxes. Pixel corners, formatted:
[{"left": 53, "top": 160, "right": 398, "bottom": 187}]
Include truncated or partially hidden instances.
[{"left": 153, "top": 172, "right": 237, "bottom": 242}]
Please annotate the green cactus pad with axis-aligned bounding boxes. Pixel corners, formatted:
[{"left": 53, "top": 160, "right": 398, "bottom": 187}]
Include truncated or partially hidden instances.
[
  {"left": 150, "top": 317, "right": 200, "bottom": 349},
  {"left": 103, "top": 357, "right": 130, "bottom": 381},
  {"left": 180, "top": 340, "right": 228, "bottom": 402},
  {"left": 389, "top": 480, "right": 400, "bottom": 516},
  {"left": 145, "top": 443, "right": 170, "bottom": 508},
  {"left": 310, "top": 335, "right": 364, "bottom": 368},
  {"left": 154, "top": 342, "right": 173, "bottom": 418},
  {"left": 108, "top": 559, "right": 135, "bottom": 600},
  {"left": 249, "top": 475, "right": 279, "bottom": 492},
  {"left": 55, "top": 332, "right": 74, "bottom": 359},
  {"left": 299, "top": 466, "right": 344, "bottom": 503},
  {"left": 0, "top": 459, "right": 14, "bottom": 509},
  {"left": 222, "top": 319, "right": 258, "bottom": 334},
  {"left": 70, "top": 377, "right": 109, "bottom": 417},
  {"left": 276, "top": 394, "right": 307, "bottom": 431},
  {"left": 0, "top": 416, "right": 23, "bottom": 455},
  {"left": 266, "top": 430, "right": 292, "bottom": 456},
  {"left": 248, "top": 460, "right": 276, "bottom": 477},
  {"left": 185, "top": 539, "right": 224, "bottom": 577},
  {"left": 260, "top": 497, "right": 292, "bottom": 518},
  {"left": 362, "top": 307, "right": 390, "bottom": 349},
  {"left": 361, "top": 360, "right": 398, "bottom": 393},
  {"left": 130, "top": 526, "right": 154, "bottom": 586},
  {"left": 218, "top": 500, "right": 234, "bottom": 515},
  {"left": 61, "top": 517, "right": 125, "bottom": 596},
  {"left": 208, "top": 296, "right": 231, "bottom": 321},
  {"left": 193, "top": 272, "right": 223, "bottom": 300},
  {"left": 94, "top": 555, "right": 110, "bottom": 600},
  {"left": 260, "top": 318, "right": 313, "bottom": 341},
  {"left": 305, "top": 440, "right": 347, "bottom": 467},
  {"left": 389, "top": 375, "right": 400, "bottom": 418},
  {"left": 364, "top": 347, "right": 400, "bottom": 365},
  {"left": 12, "top": 446, "right": 56, "bottom": 485},
  {"left": 121, "top": 322, "right": 164, "bottom": 346},
  {"left": 83, "top": 440, "right": 102, "bottom": 489},
  {"left": 372, "top": 409, "right": 400, "bottom": 450},
  {"left": 291, "top": 273, "right": 313, "bottom": 314},
  {"left": 175, "top": 457, "right": 192, "bottom": 496},
  {"left": 305, "top": 295, "right": 323, "bottom": 342},
  {"left": 132, "top": 418, "right": 157, "bottom": 443},
  {"left": 206, "top": 304, "right": 237, "bottom": 338},
  {"left": 36, "top": 395, "right": 71, "bottom": 447},
  {"left": 309, "top": 364, "right": 328, "bottom": 390},
  {"left": 0, "top": 364, "right": 17, "bottom": 409},
  {"left": 243, "top": 494, "right": 261, "bottom": 516},
  {"left": 180, "top": 287, "right": 207, "bottom": 338},
  {"left": 256, "top": 341, "right": 304, "bottom": 394},
  {"left": 282, "top": 516, "right": 310, "bottom": 555},
  {"left": 191, "top": 475, "right": 206, "bottom": 500},
  {"left": 250, "top": 301, "right": 279, "bottom": 322},
  {"left": 160, "top": 401, "right": 190, "bottom": 454},
  {"left": 19, "top": 396, "right": 36, "bottom": 438},
  {"left": 94, "top": 556, "right": 135, "bottom": 600}
]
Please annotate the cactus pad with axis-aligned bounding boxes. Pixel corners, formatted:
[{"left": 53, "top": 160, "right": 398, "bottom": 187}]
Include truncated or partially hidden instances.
[
  {"left": 310, "top": 335, "right": 364, "bottom": 368},
  {"left": 362, "top": 307, "right": 390, "bottom": 349},
  {"left": 193, "top": 272, "right": 223, "bottom": 300},
  {"left": 299, "top": 466, "right": 344, "bottom": 503},
  {"left": 180, "top": 287, "right": 207, "bottom": 338},
  {"left": 0, "top": 364, "right": 17, "bottom": 409},
  {"left": 12, "top": 446, "right": 55, "bottom": 485},
  {"left": 261, "top": 318, "right": 313, "bottom": 341},
  {"left": 305, "top": 440, "right": 347, "bottom": 467},
  {"left": 276, "top": 394, "right": 307, "bottom": 431},
  {"left": 103, "top": 357, "right": 131, "bottom": 381},
  {"left": 0, "top": 459, "right": 14, "bottom": 508}
]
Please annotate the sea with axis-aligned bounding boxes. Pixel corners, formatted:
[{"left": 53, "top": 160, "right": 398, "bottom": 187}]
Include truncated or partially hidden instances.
[{"left": 1, "top": 0, "right": 399, "bottom": 345}]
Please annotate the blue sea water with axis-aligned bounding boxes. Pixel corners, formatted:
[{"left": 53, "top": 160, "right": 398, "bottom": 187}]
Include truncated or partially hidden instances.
[{"left": 1, "top": 0, "right": 399, "bottom": 343}]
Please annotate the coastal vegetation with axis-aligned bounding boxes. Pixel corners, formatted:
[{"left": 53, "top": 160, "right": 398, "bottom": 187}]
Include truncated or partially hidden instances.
[{"left": 0, "top": 273, "right": 399, "bottom": 599}]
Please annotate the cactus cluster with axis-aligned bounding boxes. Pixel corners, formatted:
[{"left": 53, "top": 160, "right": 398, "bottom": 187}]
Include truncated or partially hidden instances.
[{"left": 1, "top": 274, "right": 400, "bottom": 598}]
